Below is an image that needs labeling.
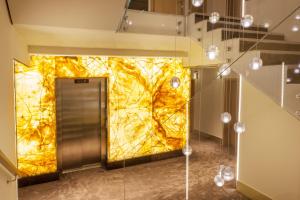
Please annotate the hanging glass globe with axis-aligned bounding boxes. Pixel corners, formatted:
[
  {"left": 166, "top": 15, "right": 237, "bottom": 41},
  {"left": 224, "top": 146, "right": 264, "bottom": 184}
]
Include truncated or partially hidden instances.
[
  {"left": 209, "top": 12, "right": 220, "bottom": 24},
  {"left": 170, "top": 76, "right": 180, "bottom": 89},
  {"left": 249, "top": 57, "right": 263, "bottom": 70},
  {"left": 234, "top": 122, "right": 246, "bottom": 134},
  {"left": 182, "top": 144, "right": 192, "bottom": 156},
  {"left": 192, "top": 0, "right": 204, "bottom": 7},
  {"left": 241, "top": 15, "right": 254, "bottom": 28},
  {"left": 214, "top": 174, "right": 225, "bottom": 187},
  {"left": 222, "top": 166, "right": 235, "bottom": 181},
  {"left": 220, "top": 112, "right": 232, "bottom": 123},
  {"left": 218, "top": 63, "right": 231, "bottom": 76},
  {"left": 206, "top": 45, "right": 219, "bottom": 60},
  {"left": 294, "top": 68, "right": 300, "bottom": 74}
]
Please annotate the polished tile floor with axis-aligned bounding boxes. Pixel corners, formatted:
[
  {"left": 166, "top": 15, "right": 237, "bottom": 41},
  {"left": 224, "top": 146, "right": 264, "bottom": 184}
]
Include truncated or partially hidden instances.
[{"left": 19, "top": 134, "right": 248, "bottom": 200}]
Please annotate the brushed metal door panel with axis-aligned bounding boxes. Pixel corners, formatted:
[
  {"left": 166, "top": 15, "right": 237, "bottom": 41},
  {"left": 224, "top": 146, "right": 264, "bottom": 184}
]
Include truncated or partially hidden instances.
[{"left": 56, "top": 78, "right": 102, "bottom": 171}]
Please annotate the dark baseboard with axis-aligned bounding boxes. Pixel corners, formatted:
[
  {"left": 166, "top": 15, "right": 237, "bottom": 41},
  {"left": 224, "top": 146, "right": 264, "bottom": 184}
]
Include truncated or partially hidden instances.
[
  {"left": 18, "top": 150, "right": 182, "bottom": 186},
  {"left": 18, "top": 172, "right": 59, "bottom": 187},
  {"left": 106, "top": 150, "right": 182, "bottom": 169}
]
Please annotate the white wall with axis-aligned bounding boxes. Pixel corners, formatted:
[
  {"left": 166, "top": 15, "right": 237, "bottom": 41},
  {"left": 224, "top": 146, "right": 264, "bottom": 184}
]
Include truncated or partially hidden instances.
[
  {"left": 239, "top": 79, "right": 300, "bottom": 200},
  {"left": 245, "top": 0, "right": 300, "bottom": 42},
  {"left": 200, "top": 69, "right": 224, "bottom": 139},
  {"left": 0, "top": 1, "right": 28, "bottom": 199}
]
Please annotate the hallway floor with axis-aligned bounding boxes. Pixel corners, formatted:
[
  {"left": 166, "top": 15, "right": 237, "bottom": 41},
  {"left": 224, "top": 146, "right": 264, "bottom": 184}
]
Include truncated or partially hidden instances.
[{"left": 18, "top": 134, "right": 248, "bottom": 200}]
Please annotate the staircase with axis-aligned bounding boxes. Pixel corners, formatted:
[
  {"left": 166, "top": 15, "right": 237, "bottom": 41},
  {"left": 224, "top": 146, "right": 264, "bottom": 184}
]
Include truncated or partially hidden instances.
[{"left": 190, "top": 13, "right": 300, "bottom": 120}]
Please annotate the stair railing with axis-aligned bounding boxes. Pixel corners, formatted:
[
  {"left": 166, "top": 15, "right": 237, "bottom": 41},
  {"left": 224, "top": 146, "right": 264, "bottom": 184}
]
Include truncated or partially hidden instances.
[{"left": 0, "top": 149, "right": 20, "bottom": 183}]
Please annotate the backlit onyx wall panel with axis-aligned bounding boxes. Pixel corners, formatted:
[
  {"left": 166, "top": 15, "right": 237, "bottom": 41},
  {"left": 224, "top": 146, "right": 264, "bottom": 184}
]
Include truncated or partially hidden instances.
[{"left": 14, "top": 56, "right": 190, "bottom": 177}]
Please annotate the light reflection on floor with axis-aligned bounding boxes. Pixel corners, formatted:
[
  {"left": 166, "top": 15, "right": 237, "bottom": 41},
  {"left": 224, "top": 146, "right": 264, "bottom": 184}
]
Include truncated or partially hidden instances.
[{"left": 18, "top": 134, "right": 248, "bottom": 200}]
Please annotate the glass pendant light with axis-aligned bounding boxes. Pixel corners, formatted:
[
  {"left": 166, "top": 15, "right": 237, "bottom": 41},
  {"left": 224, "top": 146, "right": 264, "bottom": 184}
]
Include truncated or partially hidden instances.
[
  {"left": 234, "top": 122, "right": 246, "bottom": 134},
  {"left": 170, "top": 76, "right": 180, "bottom": 88},
  {"left": 209, "top": 12, "right": 220, "bottom": 24},
  {"left": 241, "top": 15, "right": 254, "bottom": 28},
  {"left": 192, "top": 0, "right": 204, "bottom": 7},
  {"left": 222, "top": 166, "right": 235, "bottom": 181},
  {"left": 220, "top": 112, "right": 232, "bottom": 123},
  {"left": 294, "top": 68, "right": 300, "bottom": 74},
  {"left": 286, "top": 78, "right": 292, "bottom": 83},
  {"left": 206, "top": 45, "right": 219, "bottom": 60},
  {"left": 214, "top": 174, "right": 225, "bottom": 187},
  {"left": 249, "top": 57, "right": 263, "bottom": 70},
  {"left": 182, "top": 144, "right": 192, "bottom": 156},
  {"left": 218, "top": 63, "right": 231, "bottom": 76}
]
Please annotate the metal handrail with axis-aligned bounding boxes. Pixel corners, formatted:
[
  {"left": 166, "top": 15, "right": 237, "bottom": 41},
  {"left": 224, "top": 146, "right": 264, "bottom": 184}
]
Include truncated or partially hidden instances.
[
  {"left": 116, "top": 0, "right": 131, "bottom": 32},
  {"left": 0, "top": 150, "right": 20, "bottom": 183}
]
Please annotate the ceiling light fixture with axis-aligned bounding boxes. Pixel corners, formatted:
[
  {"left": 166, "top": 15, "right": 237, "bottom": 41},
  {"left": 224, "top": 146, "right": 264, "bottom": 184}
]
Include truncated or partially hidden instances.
[
  {"left": 206, "top": 45, "right": 219, "bottom": 60},
  {"left": 249, "top": 57, "right": 263, "bottom": 70},
  {"left": 294, "top": 68, "right": 300, "bottom": 74},
  {"left": 209, "top": 12, "right": 220, "bottom": 24},
  {"left": 192, "top": 0, "right": 204, "bottom": 7},
  {"left": 182, "top": 144, "right": 192, "bottom": 156},
  {"left": 221, "top": 112, "right": 232, "bottom": 123},
  {"left": 214, "top": 174, "right": 225, "bottom": 187},
  {"left": 295, "top": 15, "right": 300, "bottom": 20},
  {"left": 234, "top": 122, "right": 246, "bottom": 134},
  {"left": 263, "top": 23, "right": 270, "bottom": 28},
  {"left": 222, "top": 166, "right": 235, "bottom": 181},
  {"left": 292, "top": 25, "right": 299, "bottom": 32},
  {"left": 218, "top": 63, "right": 231, "bottom": 76},
  {"left": 170, "top": 76, "right": 180, "bottom": 88},
  {"left": 241, "top": 15, "right": 254, "bottom": 28},
  {"left": 286, "top": 78, "right": 292, "bottom": 83}
]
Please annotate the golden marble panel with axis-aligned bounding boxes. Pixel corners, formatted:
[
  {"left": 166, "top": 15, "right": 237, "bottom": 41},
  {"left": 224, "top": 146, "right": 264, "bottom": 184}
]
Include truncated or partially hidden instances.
[{"left": 14, "top": 56, "right": 190, "bottom": 177}]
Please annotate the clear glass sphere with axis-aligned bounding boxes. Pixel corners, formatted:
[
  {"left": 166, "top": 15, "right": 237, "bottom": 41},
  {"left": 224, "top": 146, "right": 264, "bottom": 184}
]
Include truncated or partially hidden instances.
[
  {"left": 221, "top": 112, "right": 232, "bottom": 123},
  {"left": 209, "top": 12, "right": 220, "bottom": 24},
  {"left": 241, "top": 15, "right": 254, "bottom": 28},
  {"left": 182, "top": 144, "right": 192, "bottom": 156},
  {"left": 218, "top": 63, "right": 231, "bottom": 76},
  {"left": 294, "top": 68, "right": 300, "bottom": 74},
  {"left": 170, "top": 76, "right": 180, "bottom": 89},
  {"left": 222, "top": 166, "right": 235, "bottom": 181},
  {"left": 214, "top": 175, "right": 225, "bottom": 187},
  {"left": 206, "top": 45, "right": 219, "bottom": 60},
  {"left": 249, "top": 57, "right": 263, "bottom": 70},
  {"left": 192, "top": 0, "right": 204, "bottom": 7},
  {"left": 234, "top": 122, "right": 246, "bottom": 134}
]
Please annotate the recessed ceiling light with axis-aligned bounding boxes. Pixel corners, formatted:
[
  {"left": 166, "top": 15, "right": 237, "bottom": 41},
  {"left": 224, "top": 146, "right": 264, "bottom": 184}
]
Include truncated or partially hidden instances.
[
  {"left": 263, "top": 23, "right": 270, "bottom": 28},
  {"left": 295, "top": 15, "right": 300, "bottom": 20},
  {"left": 292, "top": 25, "right": 299, "bottom": 32}
]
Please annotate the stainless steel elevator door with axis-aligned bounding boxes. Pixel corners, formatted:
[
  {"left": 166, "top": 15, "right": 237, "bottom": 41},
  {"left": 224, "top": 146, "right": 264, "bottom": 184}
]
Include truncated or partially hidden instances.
[{"left": 56, "top": 78, "right": 102, "bottom": 171}]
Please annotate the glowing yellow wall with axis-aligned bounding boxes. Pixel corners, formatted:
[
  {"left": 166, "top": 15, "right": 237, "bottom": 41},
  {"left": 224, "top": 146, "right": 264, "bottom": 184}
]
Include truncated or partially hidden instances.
[{"left": 15, "top": 56, "right": 190, "bottom": 177}]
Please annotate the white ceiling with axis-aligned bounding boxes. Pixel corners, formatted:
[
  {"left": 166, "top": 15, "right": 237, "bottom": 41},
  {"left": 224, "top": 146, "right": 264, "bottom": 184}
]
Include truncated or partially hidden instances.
[{"left": 8, "top": 0, "right": 127, "bottom": 30}]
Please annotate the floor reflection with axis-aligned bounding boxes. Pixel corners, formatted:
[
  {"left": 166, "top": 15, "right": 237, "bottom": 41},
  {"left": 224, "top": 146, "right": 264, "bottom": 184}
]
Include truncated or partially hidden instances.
[{"left": 18, "top": 134, "right": 248, "bottom": 200}]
